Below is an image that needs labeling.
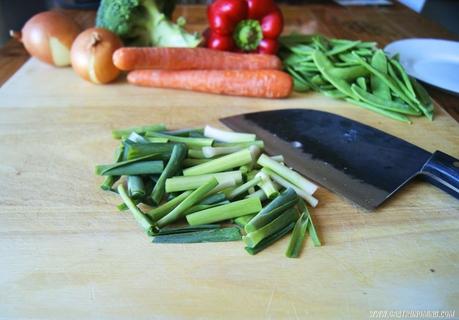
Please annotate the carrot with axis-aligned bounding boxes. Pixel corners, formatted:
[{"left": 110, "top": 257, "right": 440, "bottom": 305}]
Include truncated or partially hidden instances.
[
  {"left": 113, "top": 47, "right": 283, "bottom": 71},
  {"left": 127, "top": 69, "right": 293, "bottom": 98}
]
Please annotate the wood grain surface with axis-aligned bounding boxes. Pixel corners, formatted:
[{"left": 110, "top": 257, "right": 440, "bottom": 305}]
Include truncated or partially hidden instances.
[{"left": 1, "top": 4, "right": 459, "bottom": 320}]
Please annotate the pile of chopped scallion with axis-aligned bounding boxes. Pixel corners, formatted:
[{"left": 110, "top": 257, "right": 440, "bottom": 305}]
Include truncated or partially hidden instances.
[{"left": 96, "top": 124, "right": 321, "bottom": 257}]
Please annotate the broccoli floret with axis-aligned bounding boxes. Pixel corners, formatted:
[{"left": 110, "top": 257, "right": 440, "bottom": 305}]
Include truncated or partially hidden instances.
[{"left": 96, "top": 0, "right": 202, "bottom": 47}]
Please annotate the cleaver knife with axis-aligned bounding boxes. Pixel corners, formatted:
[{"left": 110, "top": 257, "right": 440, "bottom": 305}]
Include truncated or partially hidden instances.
[{"left": 221, "top": 109, "right": 459, "bottom": 210}]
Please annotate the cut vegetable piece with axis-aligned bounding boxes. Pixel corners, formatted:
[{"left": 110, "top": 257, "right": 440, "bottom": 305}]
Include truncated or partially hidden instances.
[
  {"left": 100, "top": 144, "right": 124, "bottom": 191},
  {"left": 183, "top": 148, "right": 252, "bottom": 176},
  {"left": 255, "top": 171, "right": 279, "bottom": 199},
  {"left": 285, "top": 210, "right": 309, "bottom": 258},
  {"left": 245, "top": 187, "right": 298, "bottom": 233},
  {"left": 112, "top": 124, "right": 166, "bottom": 139},
  {"left": 127, "top": 132, "right": 150, "bottom": 144},
  {"left": 199, "top": 193, "right": 227, "bottom": 205},
  {"left": 183, "top": 158, "right": 212, "bottom": 167},
  {"left": 298, "top": 199, "right": 321, "bottom": 246},
  {"left": 164, "top": 127, "right": 204, "bottom": 137},
  {"left": 213, "top": 140, "right": 264, "bottom": 149},
  {"left": 410, "top": 77, "right": 434, "bottom": 120},
  {"left": 228, "top": 176, "right": 262, "bottom": 200},
  {"left": 153, "top": 224, "right": 220, "bottom": 235},
  {"left": 186, "top": 197, "right": 262, "bottom": 225},
  {"left": 370, "top": 50, "right": 391, "bottom": 101},
  {"left": 145, "top": 137, "right": 169, "bottom": 143},
  {"left": 117, "top": 184, "right": 154, "bottom": 235},
  {"left": 202, "top": 146, "right": 244, "bottom": 158},
  {"left": 257, "top": 154, "right": 318, "bottom": 195},
  {"left": 152, "top": 227, "right": 242, "bottom": 243},
  {"left": 270, "top": 155, "right": 284, "bottom": 163},
  {"left": 244, "top": 207, "right": 297, "bottom": 248},
  {"left": 98, "top": 160, "right": 164, "bottom": 176},
  {"left": 146, "top": 131, "right": 213, "bottom": 147},
  {"left": 204, "top": 125, "right": 256, "bottom": 142},
  {"left": 245, "top": 222, "right": 295, "bottom": 255},
  {"left": 151, "top": 143, "right": 187, "bottom": 205},
  {"left": 165, "top": 171, "right": 242, "bottom": 193},
  {"left": 245, "top": 189, "right": 268, "bottom": 202},
  {"left": 156, "top": 178, "right": 219, "bottom": 228},
  {"left": 124, "top": 142, "right": 174, "bottom": 160},
  {"left": 262, "top": 168, "right": 319, "bottom": 207},
  {"left": 127, "top": 176, "right": 145, "bottom": 199},
  {"left": 146, "top": 190, "right": 192, "bottom": 221},
  {"left": 188, "top": 149, "right": 206, "bottom": 159},
  {"left": 234, "top": 214, "right": 256, "bottom": 227}
]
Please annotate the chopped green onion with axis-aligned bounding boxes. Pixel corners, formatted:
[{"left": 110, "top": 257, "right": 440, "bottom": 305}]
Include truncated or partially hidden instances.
[
  {"left": 146, "top": 190, "right": 192, "bottom": 221},
  {"left": 244, "top": 207, "right": 298, "bottom": 248},
  {"left": 184, "top": 201, "right": 229, "bottom": 215},
  {"left": 187, "top": 197, "right": 262, "bottom": 226},
  {"left": 152, "top": 227, "right": 241, "bottom": 243},
  {"left": 117, "top": 184, "right": 154, "bottom": 235},
  {"left": 145, "top": 137, "right": 169, "bottom": 143},
  {"left": 165, "top": 171, "right": 242, "bottom": 193},
  {"left": 183, "top": 158, "right": 212, "bottom": 167},
  {"left": 298, "top": 199, "right": 321, "bottom": 246},
  {"left": 100, "top": 144, "right": 124, "bottom": 191},
  {"left": 151, "top": 144, "right": 187, "bottom": 205},
  {"left": 146, "top": 132, "right": 213, "bottom": 147},
  {"left": 245, "top": 223, "right": 295, "bottom": 255},
  {"left": 156, "top": 178, "right": 219, "bottom": 228},
  {"left": 234, "top": 214, "right": 256, "bottom": 227},
  {"left": 127, "top": 176, "right": 145, "bottom": 199},
  {"left": 261, "top": 167, "right": 319, "bottom": 207},
  {"left": 258, "top": 154, "right": 318, "bottom": 195},
  {"left": 255, "top": 171, "right": 279, "bottom": 199},
  {"left": 245, "top": 188, "right": 298, "bottom": 233},
  {"left": 183, "top": 148, "right": 252, "bottom": 176},
  {"left": 202, "top": 146, "right": 244, "bottom": 158},
  {"left": 153, "top": 224, "right": 220, "bottom": 235},
  {"left": 97, "top": 160, "right": 164, "bottom": 176},
  {"left": 112, "top": 123, "right": 166, "bottom": 139},
  {"left": 227, "top": 176, "right": 262, "bottom": 200},
  {"left": 187, "top": 149, "right": 207, "bottom": 159},
  {"left": 204, "top": 125, "right": 256, "bottom": 143},
  {"left": 270, "top": 155, "right": 284, "bottom": 163},
  {"left": 285, "top": 210, "right": 309, "bottom": 258},
  {"left": 199, "top": 192, "right": 227, "bottom": 205},
  {"left": 126, "top": 132, "right": 150, "bottom": 143},
  {"left": 245, "top": 189, "right": 267, "bottom": 202},
  {"left": 163, "top": 127, "right": 204, "bottom": 137},
  {"left": 213, "top": 140, "right": 264, "bottom": 149},
  {"left": 124, "top": 142, "right": 174, "bottom": 160},
  {"left": 117, "top": 198, "right": 141, "bottom": 211}
]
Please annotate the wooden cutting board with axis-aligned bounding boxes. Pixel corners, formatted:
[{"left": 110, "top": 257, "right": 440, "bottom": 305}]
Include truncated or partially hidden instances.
[{"left": 1, "top": 58, "right": 458, "bottom": 319}]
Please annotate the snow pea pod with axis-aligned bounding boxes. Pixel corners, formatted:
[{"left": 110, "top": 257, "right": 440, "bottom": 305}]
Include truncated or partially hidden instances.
[
  {"left": 370, "top": 50, "right": 391, "bottom": 101},
  {"left": 351, "top": 84, "right": 421, "bottom": 116},
  {"left": 356, "top": 77, "right": 367, "bottom": 91},
  {"left": 313, "top": 50, "right": 358, "bottom": 99},
  {"left": 326, "top": 40, "right": 361, "bottom": 56},
  {"left": 410, "top": 77, "right": 434, "bottom": 120},
  {"left": 328, "top": 65, "right": 369, "bottom": 81},
  {"left": 345, "top": 98, "right": 411, "bottom": 124},
  {"left": 321, "top": 89, "right": 347, "bottom": 99},
  {"left": 389, "top": 59, "right": 416, "bottom": 98},
  {"left": 387, "top": 62, "right": 417, "bottom": 104}
]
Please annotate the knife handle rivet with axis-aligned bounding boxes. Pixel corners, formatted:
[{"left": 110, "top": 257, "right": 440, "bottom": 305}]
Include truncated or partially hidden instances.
[
  {"left": 291, "top": 141, "right": 303, "bottom": 149},
  {"left": 453, "top": 161, "right": 459, "bottom": 168}
]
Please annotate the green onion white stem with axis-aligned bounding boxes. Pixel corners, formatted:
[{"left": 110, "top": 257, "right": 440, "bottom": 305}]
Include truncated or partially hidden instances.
[
  {"left": 255, "top": 171, "right": 279, "bottom": 199},
  {"left": 213, "top": 140, "right": 264, "bottom": 149},
  {"left": 186, "top": 197, "right": 262, "bottom": 225},
  {"left": 202, "top": 146, "right": 244, "bottom": 158},
  {"left": 257, "top": 154, "right": 318, "bottom": 195},
  {"left": 227, "top": 176, "right": 262, "bottom": 200},
  {"left": 165, "top": 171, "right": 242, "bottom": 193},
  {"left": 261, "top": 167, "right": 319, "bottom": 207},
  {"left": 183, "top": 148, "right": 252, "bottom": 176},
  {"left": 204, "top": 125, "right": 255, "bottom": 143},
  {"left": 245, "top": 189, "right": 267, "bottom": 202}
]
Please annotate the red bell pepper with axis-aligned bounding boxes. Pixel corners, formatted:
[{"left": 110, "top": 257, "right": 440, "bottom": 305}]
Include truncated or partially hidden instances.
[{"left": 207, "top": 0, "right": 284, "bottom": 54}]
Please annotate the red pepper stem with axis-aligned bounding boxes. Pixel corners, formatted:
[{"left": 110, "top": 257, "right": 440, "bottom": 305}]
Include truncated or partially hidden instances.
[{"left": 233, "top": 19, "right": 263, "bottom": 51}]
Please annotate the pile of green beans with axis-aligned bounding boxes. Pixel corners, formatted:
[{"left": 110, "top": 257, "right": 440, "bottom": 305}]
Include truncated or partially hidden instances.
[{"left": 279, "top": 34, "right": 434, "bottom": 123}]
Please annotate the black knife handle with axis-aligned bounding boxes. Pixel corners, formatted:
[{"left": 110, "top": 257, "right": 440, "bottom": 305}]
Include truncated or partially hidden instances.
[{"left": 420, "top": 151, "right": 459, "bottom": 199}]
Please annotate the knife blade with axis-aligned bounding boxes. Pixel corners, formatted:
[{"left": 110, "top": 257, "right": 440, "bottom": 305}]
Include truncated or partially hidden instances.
[{"left": 221, "top": 109, "right": 459, "bottom": 210}]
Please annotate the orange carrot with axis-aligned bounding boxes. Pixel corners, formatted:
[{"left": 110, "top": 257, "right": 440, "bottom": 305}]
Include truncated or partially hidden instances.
[
  {"left": 114, "top": 47, "right": 282, "bottom": 71},
  {"left": 127, "top": 69, "right": 292, "bottom": 98}
]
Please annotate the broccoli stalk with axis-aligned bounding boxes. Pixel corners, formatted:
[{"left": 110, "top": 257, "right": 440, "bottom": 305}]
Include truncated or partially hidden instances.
[{"left": 96, "top": 0, "right": 202, "bottom": 47}]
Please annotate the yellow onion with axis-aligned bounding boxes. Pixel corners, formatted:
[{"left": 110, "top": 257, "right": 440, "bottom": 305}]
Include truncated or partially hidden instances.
[
  {"left": 11, "top": 11, "right": 81, "bottom": 67},
  {"left": 71, "top": 28, "right": 123, "bottom": 84}
]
